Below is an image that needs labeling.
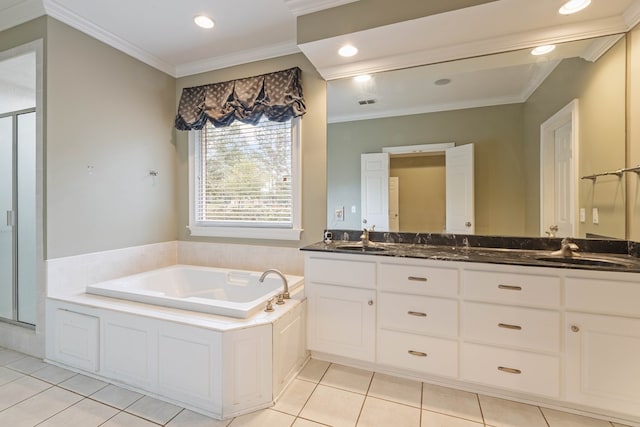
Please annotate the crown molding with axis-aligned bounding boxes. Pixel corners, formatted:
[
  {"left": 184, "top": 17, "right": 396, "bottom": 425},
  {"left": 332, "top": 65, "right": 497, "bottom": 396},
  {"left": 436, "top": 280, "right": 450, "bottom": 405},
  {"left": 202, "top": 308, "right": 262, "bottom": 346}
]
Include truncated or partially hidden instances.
[
  {"left": 283, "top": 0, "right": 359, "bottom": 17},
  {"left": 0, "top": 0, "right": 45, "bottom": 33},
  {"left": 175, "top": 42, "right": 300, "bottom": 78},
  {"left": 624, "top": 0, "right": 640, "bottom": 29},
  {"left": 581, "top": 34, "right": 625, "bottom": 62},
  {"left": 42, "top": 0, "right": 176, "bottom": 76},
  {"left": 518, "top": 60, "right": 561, "bottom": 103}
]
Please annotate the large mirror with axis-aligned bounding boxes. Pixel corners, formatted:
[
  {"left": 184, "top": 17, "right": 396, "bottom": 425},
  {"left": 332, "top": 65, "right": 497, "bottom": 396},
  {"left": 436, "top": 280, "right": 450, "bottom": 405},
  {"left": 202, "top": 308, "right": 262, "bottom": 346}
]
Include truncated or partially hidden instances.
[{"left": 326, "top": 34, "right": 627, "bottom": 239}]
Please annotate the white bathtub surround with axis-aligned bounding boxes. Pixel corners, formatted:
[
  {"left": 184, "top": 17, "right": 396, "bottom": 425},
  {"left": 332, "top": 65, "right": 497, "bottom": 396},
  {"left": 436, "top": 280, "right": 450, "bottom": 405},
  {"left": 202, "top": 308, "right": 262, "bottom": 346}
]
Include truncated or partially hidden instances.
[
  {"left": 177, "top": 241, "right": 304, "bottom": 276},
  {"left": 47, "top": 241, "right": 177, "bottom": 297}
]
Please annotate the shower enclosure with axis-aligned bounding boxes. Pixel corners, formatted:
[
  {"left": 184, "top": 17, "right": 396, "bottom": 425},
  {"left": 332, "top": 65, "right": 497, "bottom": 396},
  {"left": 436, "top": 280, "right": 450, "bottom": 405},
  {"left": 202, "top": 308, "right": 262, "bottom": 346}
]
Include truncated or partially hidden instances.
[{"left": 0, "top": 51, "right": 37, "bottom": 326}]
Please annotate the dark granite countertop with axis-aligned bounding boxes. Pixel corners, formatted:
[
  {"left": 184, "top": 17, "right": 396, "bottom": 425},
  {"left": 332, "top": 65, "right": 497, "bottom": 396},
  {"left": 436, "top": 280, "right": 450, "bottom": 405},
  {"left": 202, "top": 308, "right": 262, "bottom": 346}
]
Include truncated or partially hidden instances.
[{"left": 301, "top": 231, "right": 640, "bottom": 274}]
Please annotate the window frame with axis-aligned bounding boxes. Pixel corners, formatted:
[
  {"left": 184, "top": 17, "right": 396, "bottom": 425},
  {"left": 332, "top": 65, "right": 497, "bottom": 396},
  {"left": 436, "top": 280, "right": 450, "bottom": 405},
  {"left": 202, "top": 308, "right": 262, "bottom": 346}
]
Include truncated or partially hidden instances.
[{"left": 187, "top": 118, "right": 302, "bottom": 240}]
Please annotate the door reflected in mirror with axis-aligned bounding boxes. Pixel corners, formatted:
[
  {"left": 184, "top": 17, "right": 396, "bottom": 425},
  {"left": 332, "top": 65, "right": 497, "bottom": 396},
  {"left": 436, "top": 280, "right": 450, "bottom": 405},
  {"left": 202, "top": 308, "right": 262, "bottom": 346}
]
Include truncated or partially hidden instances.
[{"left": 327, "top": 34, "right": 627, "bottom": 239}]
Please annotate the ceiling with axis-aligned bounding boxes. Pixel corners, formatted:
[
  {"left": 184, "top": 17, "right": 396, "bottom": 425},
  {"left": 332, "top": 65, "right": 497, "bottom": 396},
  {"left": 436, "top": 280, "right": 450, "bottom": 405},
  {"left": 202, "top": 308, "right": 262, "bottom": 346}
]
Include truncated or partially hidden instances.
[{"left": 0, "top": 0, "right": 639, "bottom": 121}]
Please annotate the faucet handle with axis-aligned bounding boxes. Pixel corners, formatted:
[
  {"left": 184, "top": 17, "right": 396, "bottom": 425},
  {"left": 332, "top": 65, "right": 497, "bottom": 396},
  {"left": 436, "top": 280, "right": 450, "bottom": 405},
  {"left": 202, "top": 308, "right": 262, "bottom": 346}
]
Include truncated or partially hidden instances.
[{"left": 265, "top": 297, "right": 275, "bottom": 312}]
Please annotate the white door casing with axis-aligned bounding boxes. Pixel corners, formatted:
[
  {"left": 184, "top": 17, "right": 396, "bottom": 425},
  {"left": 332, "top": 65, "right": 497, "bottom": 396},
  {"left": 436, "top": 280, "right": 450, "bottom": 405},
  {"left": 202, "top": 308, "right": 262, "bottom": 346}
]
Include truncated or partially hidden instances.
[
  {"left": 540, "top": 99, "right": 578, "bottom": 237},
  {"left": 445, "top": 144, "right": 475, "bottom": 234},
  {"left": 361, "top": 153, "right": 390, "bottom": 231}
]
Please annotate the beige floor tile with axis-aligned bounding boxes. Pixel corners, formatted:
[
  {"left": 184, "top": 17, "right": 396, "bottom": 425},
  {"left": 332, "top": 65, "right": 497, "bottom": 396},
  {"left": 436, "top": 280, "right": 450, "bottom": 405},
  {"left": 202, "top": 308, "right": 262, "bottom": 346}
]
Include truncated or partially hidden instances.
[
  {"left": 0, "top": 385, "right": 82, "bottom": 427},
  {"left": 320, "top": 364, "right": 373, "bottom": 394},
  {"left": 273, "top": 378, "right": 317, "bottom": 416},
  {"left": 0, "top": 375, "right": 51, "bottom": 411},
  {"left": 422, "top": 383, "right": 483, "bottom": 423},
  {"left": 126, "top": 395, "right": 183, "bottom": 425},
  {"left": 101, "top": 411, "right": 160, "bottom": 427},
  {"left": 421, "top": 410, "right": 484, "bottom": 427},
  {"left": 167, "top": 409, "right": 231, "bottom": 426},
  {"left": 368, "top": 373, "right": 422, "bottom": 408},
  {"left": 90, "top": 384, "right": 143, "bottom": 409},
  {"left": 37, "top": 397, "right": 119, "bottom": 427},
  {"left": 297, "top": 359, "right": 330, "bottom": 383},
  {"left": 357, "top": 396, "right": 421, "bottom": 427},
  {"left": 59, "top": 374, "right": 108, "bottom": 396},
  {"left": 0, "top": 365, "right": 24, "bottom": 386},
  {"left": 541, "top": 407, "right": 613, "bottom": 427},
  {"left": 0, "top": 348, "right": 26, "bottom": 365},
  {"left": 293, "top": 419, "right": 326, "bottom": 427},
  {"left": 479, "top": 395, "right": 547, "bottom": 427},
  {"left": 229, "top": 408, "right": 295, "bottom": 426},
  {"left": 6, "top": 355, "right": 49, "bottom": 374},
  {"left": 299, "top": 384, "right": 365, "bottom": 427},
  {"left": 31, "top": 364, "right": 77, "bottom": 384}
]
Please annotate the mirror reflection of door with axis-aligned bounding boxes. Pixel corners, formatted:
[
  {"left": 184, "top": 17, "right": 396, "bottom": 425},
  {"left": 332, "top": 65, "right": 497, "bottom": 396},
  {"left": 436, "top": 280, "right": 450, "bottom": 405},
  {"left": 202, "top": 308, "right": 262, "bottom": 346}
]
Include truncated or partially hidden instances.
[
  {"left": 361, "top": 144, "right": 475, "bottom": 234},
  {"left": 540, "top": 100, "right": 578, "bottom": 238}
]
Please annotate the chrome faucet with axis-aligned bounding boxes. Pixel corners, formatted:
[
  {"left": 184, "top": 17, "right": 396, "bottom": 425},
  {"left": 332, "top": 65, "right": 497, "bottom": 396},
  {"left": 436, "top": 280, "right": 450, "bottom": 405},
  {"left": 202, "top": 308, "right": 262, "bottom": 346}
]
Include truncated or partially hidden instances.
[
  {"left": 552, "top": 237, "right": 579, "bottom": 257},
  {"left": 259, "top": 269, "right": 289, "bottom": 299}
]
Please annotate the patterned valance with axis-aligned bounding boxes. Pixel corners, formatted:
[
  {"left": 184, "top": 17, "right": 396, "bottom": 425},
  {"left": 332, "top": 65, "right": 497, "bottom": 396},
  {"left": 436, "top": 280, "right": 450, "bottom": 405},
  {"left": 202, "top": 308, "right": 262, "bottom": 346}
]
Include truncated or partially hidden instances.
[{"left": 175, "top": 67, "right": 306, "bottom": 130}]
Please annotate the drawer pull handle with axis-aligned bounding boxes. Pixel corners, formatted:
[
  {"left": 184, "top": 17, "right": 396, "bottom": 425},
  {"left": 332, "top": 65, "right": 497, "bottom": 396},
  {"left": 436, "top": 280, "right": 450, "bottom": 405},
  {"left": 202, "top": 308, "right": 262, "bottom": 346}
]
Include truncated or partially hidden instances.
[
  {"left": 498, "top": 323, "right": 522, "bottom": 330},
  {"left": 498, "top": 366, "right": 522, "bottom": 374},
  {"left": 498, "top": 284, "right": 522, "bottom": 291},
  {"left": 408, "top": 276, "right": 428, "bottom": 282},
  {"left": 408, "top": 311, "right": 427, "bottom": 317},
  {"left": 408, "top": 350, "right": 427, "bottom": 357}
]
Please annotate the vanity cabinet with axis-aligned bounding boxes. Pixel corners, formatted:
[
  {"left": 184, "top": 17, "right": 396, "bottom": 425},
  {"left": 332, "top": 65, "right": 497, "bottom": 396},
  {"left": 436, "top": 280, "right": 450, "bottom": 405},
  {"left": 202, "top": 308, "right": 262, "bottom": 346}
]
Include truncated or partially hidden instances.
[
  {"left": 305, "top": 254, "right": 376, "bottom": 361},
  {"left": 564, "top": 272, "right": 640, "bottom": 416},
  {"left": 303, "top": 251, "right": 640, "bottom": 421}
]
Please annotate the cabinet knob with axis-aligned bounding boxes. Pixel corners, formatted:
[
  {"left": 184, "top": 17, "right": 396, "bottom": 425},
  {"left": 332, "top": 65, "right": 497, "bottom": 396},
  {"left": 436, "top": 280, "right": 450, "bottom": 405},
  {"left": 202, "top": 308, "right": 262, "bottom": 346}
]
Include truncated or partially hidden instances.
[
  {"left": 367, "top": 300, "right": 374, "bottom": 306},
  {"left": 571, "top": 325, "right": 580, "bottom": 333}
]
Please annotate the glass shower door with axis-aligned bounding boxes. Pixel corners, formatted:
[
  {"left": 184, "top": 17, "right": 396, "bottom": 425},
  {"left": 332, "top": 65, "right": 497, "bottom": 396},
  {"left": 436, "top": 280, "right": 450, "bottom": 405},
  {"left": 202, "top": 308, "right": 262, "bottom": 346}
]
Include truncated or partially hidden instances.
[{"left": 0, "top": 116, "right": 14, "bottom": 320}]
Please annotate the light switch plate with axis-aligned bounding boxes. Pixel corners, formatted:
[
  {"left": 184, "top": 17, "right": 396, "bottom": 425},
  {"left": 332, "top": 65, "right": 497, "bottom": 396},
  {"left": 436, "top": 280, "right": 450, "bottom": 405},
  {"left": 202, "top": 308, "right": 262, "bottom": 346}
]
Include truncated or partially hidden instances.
[{"left": 335, "top": 206, "right": 344, "bottom": 221}]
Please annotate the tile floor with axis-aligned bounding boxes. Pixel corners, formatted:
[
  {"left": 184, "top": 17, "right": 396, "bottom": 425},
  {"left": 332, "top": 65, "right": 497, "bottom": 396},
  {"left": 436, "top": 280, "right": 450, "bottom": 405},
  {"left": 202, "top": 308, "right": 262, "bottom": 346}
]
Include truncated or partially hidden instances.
[{"left": 0, "top": 347, "right": 633, "bottom": 427}]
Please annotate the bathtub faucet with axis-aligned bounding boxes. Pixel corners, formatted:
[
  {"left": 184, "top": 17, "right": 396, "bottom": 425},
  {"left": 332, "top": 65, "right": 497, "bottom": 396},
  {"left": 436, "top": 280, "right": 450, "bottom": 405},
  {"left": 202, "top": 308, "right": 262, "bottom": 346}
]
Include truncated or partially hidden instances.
[{"left": 259, "top": 269, "right": 290, "bottom": 299}]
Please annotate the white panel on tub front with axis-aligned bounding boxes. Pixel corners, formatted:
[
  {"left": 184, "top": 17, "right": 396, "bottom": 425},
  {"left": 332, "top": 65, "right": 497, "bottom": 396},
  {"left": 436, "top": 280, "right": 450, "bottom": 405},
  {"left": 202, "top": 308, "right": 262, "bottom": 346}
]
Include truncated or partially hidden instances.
[
  {"left": 222, "top": 324, "right": 272, "bottom": 417},
  {"left": 158, "top": 322, "right": 223, "bottom": 409},
  {"left": 54, "top": 309, "right": 99, "bottom": 372},
  {"left": 273, "top": 300, "right": 308, "bottom": 397},
  {"left": 102, "top": 312, "right": 157, "bottom": 388}
]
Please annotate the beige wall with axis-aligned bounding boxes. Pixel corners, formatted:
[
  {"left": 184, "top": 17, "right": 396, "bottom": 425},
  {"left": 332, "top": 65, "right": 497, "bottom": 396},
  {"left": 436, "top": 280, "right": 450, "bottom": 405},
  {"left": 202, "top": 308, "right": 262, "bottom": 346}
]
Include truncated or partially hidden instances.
[
  {"left": 390, "top": 156, "right": 446, "bottom": 232},
  {"left": 327, "top": 104, "right": 526, "bottom": 236},
  {"left": 628, "top": 25, "right": 640, "bottom": 241},
  {"left": 46, "top": 18, "right": 177, "bottom": 258},
  {"left": 174, "top": 53, "right": 327, "bottom": 247},
  {"left": 523, "top": 38, "right": 627, "bottom": 238}
]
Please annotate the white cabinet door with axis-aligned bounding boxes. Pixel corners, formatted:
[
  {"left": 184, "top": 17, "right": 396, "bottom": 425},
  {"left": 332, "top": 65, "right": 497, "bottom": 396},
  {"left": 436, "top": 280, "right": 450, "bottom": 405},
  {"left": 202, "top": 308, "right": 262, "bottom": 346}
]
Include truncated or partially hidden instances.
[
  {"left": 52, "top": 309, "right": 99, "bottom": 372},
  {"left": 361, "top": 152, "right": 390, "bottom": 231},
  {"left": 565, "top": 312, "right": 640, "bottom": 417},
  {"left": 307, "top": 283, "right": 376, "bottom": 362}
]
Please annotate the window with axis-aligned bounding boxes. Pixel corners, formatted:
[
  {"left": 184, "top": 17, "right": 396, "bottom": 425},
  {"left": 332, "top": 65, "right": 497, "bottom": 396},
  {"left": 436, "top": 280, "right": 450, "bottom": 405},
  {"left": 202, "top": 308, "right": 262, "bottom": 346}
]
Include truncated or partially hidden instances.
[{"left": 188, "top": 117, "right": 302, "bottom": 240}]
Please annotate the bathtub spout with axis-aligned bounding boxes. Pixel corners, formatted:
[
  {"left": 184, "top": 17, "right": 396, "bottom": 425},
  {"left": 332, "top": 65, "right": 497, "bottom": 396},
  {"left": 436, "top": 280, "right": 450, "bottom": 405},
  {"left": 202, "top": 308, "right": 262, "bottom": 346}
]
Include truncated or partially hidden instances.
[{"left": 259, "top": 269, "right": 290, "bottom": 299}]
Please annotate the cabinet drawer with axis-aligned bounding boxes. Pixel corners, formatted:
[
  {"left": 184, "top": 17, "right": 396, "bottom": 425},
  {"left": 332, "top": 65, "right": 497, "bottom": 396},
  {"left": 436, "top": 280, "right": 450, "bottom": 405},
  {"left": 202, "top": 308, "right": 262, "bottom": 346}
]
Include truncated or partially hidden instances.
[
  {"left": 462, "top": 270, "right": 560, "bottom": 308},
  {"left": 378, "top": 329, "right": 458, "bottom": 378},
  {"left": 565, "top": 276, "right": 640, "bottom": 317},
  {"left": 460, "top": 343, "right": 559, "bottom": 397},
  {"left": 306, "top": 257, "right": 376, "bottom": 289},
  {"left": 462, "top": 302, "right": 559, "bottom": 353},
  {"left": 379, "top": 292, "right": 457, "bottom": 337},
  {"left": 378, "top": 263, "right": 458, "bottom": 297}
]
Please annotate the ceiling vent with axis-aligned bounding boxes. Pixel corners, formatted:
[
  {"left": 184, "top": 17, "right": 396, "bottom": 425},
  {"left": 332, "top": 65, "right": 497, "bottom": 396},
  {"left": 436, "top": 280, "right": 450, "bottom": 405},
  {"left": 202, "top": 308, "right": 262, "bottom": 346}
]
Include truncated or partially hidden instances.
[{"left": 358, "top": 99, "right": 376, "bottom": 105}]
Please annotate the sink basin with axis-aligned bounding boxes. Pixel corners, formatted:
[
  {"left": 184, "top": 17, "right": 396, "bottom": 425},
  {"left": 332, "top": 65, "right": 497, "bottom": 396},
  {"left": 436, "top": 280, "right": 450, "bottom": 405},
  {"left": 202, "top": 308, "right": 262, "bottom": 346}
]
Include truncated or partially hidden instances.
[
  {"left": 335, "top": 244, "right": 386, "bottom": 252},
  {"left": 536, "top": 256, "right": 629, "bottom": 268}
]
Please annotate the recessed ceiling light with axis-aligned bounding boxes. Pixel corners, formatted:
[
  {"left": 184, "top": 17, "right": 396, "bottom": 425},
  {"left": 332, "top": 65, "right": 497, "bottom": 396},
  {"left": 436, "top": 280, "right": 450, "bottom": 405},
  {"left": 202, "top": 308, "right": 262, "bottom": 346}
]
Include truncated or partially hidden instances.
[
  {"left": 354, "top": 74, "right": 371, "bottom": 82},
  {"left": 338, "top": 45, "right": 358, "bottom": 57},
  {"left": 434, "top": 78, "right": 451, "bottom": 86},
  {"left": 531, "top": 45, "right": 556, "bottom": 55},
  {"left": 194, "top": 15, "right": 215, "bottom": 29},
  {"left": 559, "top": 0, "right": 591, "bottom": 15}
]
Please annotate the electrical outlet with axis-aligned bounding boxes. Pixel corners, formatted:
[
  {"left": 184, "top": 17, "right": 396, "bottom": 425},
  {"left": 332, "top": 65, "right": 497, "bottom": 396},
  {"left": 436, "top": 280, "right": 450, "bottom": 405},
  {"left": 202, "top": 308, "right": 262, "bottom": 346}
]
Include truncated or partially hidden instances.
[
  {"left": 592, "top": 208, "right": 599, "bottom": 224},
  {"left": 335, "top": 206, "right": 344, "bottom": 221},
  {"left": 579, "top": 208, "right": 585, "bottom": 223},
  {"left": 351, "top": 205, "right": 357, "bottom": 214}
]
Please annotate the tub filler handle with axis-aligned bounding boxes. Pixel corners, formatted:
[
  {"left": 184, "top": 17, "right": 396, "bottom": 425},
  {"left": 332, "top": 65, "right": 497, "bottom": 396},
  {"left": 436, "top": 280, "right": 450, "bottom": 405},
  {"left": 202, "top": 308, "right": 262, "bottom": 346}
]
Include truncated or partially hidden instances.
[{"left": 265, "top": 297, "right": 275, "bottom": 312}]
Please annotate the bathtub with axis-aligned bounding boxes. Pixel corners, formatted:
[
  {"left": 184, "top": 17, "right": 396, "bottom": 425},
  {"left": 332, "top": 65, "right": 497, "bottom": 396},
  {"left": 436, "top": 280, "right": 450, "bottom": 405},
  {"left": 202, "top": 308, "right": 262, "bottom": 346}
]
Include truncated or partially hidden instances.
[{"left": 85, "top": 264, "right": 304, "bottom": 318}]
